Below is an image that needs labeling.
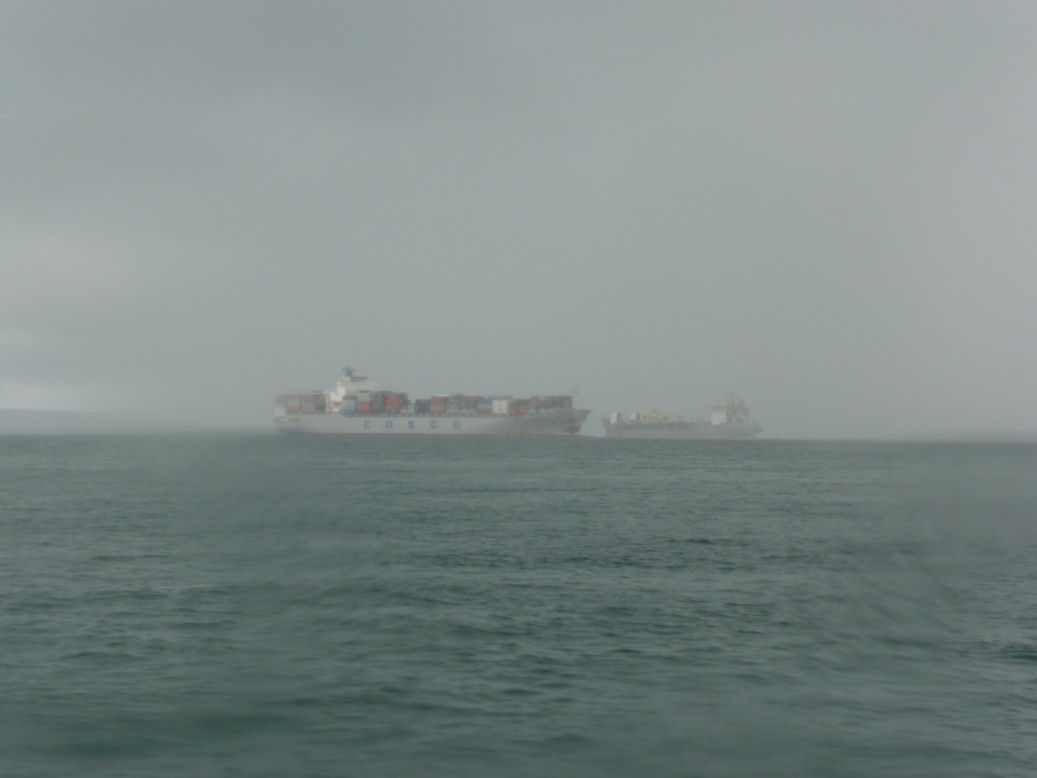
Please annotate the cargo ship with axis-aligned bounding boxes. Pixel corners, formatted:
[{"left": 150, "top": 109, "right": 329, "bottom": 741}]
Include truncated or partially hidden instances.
[
  {"left": 275, "top": 368, "right": 590, "bottom": 436},
  {"left": 602, "top": 396, "right": 762, "bottom": 439}
]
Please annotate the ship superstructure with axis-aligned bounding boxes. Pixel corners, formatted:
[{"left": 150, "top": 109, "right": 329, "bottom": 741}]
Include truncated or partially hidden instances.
[
  {"left": 275, "top": 368, "right": 589, "bottom": 436},
  {"left": 602, "top": 396, "right": 761, "bottom": 439}
]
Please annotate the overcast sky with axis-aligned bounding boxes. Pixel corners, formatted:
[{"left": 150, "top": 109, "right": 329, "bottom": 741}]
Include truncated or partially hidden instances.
[{"left": 3, "top": 1, "right": 1036, "bottom": 438}]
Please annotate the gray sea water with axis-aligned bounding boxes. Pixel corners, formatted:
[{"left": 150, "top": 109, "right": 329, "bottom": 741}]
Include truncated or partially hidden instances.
[{"left": 2, "top": 434, "right": 1036, "bottom": 777}]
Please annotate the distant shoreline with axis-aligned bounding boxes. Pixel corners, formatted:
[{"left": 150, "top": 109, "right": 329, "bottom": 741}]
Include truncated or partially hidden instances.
[{"left": 0, "top": 409, "right": 267, "bottom": 435}]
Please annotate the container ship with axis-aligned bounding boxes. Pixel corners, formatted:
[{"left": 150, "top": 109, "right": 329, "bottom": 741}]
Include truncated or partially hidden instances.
[
  {"left": 602, "top": 396, "right": 762, "bottom": 439},
  {"left": 275, "top": 368, "right": 590, "bottom": 436}
]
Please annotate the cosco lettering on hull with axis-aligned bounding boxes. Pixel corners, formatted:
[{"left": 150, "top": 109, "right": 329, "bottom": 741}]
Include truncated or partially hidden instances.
[{"left": 363, "top": 420, "right": 463, "bottom": 431}]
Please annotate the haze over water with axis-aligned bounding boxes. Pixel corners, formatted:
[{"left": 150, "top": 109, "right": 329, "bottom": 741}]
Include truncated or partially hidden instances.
[
  {"left": 4, "top": 2, "right": 1037, "bottom": 439},
  {"left": 3, "top": 434, "right": 1036, "bottom": 776},
  {"left": 5, "top": 3, "right": 1037, "bottom": 774}
]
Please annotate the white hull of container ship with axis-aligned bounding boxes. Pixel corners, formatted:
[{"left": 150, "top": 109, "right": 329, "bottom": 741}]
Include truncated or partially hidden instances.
[
  {"left": 602, "top": 421, "right": 761, "bottom": 440},
  {"left": 602, "top": 396, "right": 761, "bottom": 440},
  {"left": 276, "top": 409, "right": 590, "bottom": 436}
]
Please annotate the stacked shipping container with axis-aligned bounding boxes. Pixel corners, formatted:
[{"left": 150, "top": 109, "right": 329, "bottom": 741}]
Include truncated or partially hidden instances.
[{"left": 276, "top": 388, "right": 573, "bottom": 418}]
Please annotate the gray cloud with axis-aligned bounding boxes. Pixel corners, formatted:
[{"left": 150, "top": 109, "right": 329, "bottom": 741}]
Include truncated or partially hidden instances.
[{"left": 3, "top": 1, "right": 1037, "bottom": 437}]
